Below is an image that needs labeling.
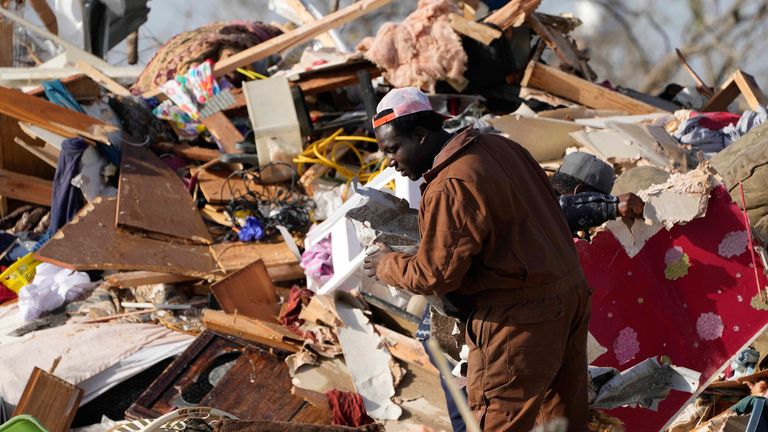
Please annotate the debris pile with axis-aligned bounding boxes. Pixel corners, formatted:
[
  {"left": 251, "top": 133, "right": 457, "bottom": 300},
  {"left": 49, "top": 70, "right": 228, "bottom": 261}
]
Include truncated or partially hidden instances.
[{"left": 0, "top": 1, "right": 767, "bottom": 431}]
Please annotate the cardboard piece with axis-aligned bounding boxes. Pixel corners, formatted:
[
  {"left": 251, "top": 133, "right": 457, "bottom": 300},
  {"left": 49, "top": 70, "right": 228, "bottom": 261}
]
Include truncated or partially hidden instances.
[{"left": 489, "top": 115, "right": 583, "bottom": 162}]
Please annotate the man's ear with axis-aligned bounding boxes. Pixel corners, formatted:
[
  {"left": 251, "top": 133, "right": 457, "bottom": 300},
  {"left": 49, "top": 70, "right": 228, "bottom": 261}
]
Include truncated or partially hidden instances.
[
  {"left": 574, "top": 183, "right": 586, "bottom": 194},
  {"left": 414, "top": 126, "right": 427, "bottom": 144}
]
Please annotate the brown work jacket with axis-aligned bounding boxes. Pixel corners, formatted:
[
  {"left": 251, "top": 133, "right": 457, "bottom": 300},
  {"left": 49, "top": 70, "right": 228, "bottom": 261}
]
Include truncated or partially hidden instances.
[{"left": 376, "top": 127, "right": 586, "bottom": 307}]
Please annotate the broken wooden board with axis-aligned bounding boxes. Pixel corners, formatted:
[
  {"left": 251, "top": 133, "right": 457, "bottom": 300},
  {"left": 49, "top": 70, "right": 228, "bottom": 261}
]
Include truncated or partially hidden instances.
[
  {"left": 36, "top": 197, "right": 217, "bottom": 278},
  {"left": 13, "top": 367, "right": 83, "bottom": 432},
  {"left": 701, "top": 70, "right": 768, "bottom": 112},
  {"left": 295, "top": 61, "right": 381, "bottom": 96},
  {"left": 0, "top": 169, "right": 52, "bottom": 206},
  {"left": 197, "top": 167, "right": 279, "bottom": 204},
  {"left": 126, "top": 331, "right": 327, "bottom": 422},
  {"left": 105, "top": 271, "right": 199, "bottom": 288},
  {"left": 483, "top": 0, "right": 541, "bottom": 29},
  {"left": 0, "top": 85, "right": 117, "bottom": 143},
  {"left": 202, "top": 309, "right": 302, "bottom": 353},
  {"left": 210, "top": 241, "right": 302, "bottom": 276},
  {"left": 488, "top": 114, "right": 583, "bottom": 162},
  {"left": 201, "top": 112, "right": 244, "bottom": 154},
  {"left": 74, "top": 60, "right": 132, "bottom": 97},
  {"left": 525, "top": 13, "right": 595, "bottom": 81},
  {"left": 117, "top": 143, "right": 212, "bottom": 245},
  {"left": 211, "top": 259, "right": 280, "bottom": 322},
  {"left": 521, "top": 62, "right": 664, "bottom": 115},
  {"left": 152, "top": 142, "right": 221, "bottom": 162}
]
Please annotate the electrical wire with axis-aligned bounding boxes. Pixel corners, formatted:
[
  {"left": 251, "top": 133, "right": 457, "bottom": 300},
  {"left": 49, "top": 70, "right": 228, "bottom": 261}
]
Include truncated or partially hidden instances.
[
  {"left": 218, "top": 162, "right": 314, "bottom": 238},
  {"left": 292, "top": 128, "right": 387, "bottom": 184}
]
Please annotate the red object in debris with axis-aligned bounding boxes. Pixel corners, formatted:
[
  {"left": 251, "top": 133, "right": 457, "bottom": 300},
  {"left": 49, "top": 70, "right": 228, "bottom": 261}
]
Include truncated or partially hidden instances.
[
  {"left": 325, "top": 389, "right": 375, "bottom": 427},
  {"left": 577, "top": 186, "right": 768, "bottom": 432},
  {"left": 691, "top": 111, "right": 742, "bottom": 130},
  {"left": 0, "top": 284, "right": 16, "bottom": 304},
  {"left": 278, "top": 285, "right": 313, "bottom": 332}
]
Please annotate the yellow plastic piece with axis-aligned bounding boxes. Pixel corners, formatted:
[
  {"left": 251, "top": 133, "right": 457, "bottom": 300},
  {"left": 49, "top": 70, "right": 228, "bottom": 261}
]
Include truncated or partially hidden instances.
[{"left": 0, "top": 253, "right": 41, "bottom": 293}]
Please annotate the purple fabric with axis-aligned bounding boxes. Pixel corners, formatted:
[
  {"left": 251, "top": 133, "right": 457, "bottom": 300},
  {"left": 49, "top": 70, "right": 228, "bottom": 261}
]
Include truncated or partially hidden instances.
[{"left": 301, "top": 236, "right": 333, "bottom": 283}]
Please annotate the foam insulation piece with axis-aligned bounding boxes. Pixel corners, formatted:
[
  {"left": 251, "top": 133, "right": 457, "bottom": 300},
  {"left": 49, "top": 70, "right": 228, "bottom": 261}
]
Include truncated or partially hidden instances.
[
  {"left": 335, "top": 301, "right": 403, "bottom": 420},
  {"left": 357, "top": 0, "right": 467, "bottom": 92}
]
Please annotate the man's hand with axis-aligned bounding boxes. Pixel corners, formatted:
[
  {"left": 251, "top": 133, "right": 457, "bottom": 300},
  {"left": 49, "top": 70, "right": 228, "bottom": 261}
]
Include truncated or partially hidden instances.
[
  {"left": 617, "top": 193, "right": 645, "bottom": 219},
  {"left": 363, "top": 241, "right": 394, "bottom": 280}
]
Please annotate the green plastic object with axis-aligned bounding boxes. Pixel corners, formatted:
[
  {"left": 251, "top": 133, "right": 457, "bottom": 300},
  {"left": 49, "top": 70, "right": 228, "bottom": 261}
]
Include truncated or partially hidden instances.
[{"left": 0, "top": 415, "right": 48, "bottom": 432}]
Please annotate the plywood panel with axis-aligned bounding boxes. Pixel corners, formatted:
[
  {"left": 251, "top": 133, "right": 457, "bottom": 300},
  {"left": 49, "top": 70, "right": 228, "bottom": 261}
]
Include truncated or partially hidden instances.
[
  {"left": 13, "top": 367, "right": 83, "bottom": 432},
  {"left": 117, "top": 144, "right": 212, "bottom": 244},
  {"left": 36, "top": 197, "right": 217, "bottom": 277}
]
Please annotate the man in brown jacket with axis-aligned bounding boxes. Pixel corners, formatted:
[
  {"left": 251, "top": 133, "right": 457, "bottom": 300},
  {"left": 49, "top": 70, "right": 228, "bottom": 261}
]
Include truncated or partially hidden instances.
[{"left": 363, "top": 88, "right": 591, "bottom": 431}]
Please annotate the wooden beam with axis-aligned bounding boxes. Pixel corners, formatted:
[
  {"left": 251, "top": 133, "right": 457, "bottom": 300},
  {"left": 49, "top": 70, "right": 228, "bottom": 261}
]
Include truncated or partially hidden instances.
[
  {"left": 701, "top": 70, "right": 768, "bottom": 112},
  {"left": 521, "top": 61, "right": 664, "bottom": 114},
  {"left": 282, "top": 0, "right": 338, "bottom": 48},
  {"left": 202, "top": 309, "right": 302, "bottom": 353},
  {"left": 74, "top": 60, "right": 132, "bottom": 97},
  {"left": 449, "top": 13, "right": 501, "bottom": 45},
  {"left": 105, "top": 271, "right": 199, "bottom": 288},
  {"left": 28, "top": 0, "right": 58, "bottom": 35},
  {"left": 0, "top": 85, "right": 117, "bottom": 143},
  {"left": 0, "top": 168, "right": 51, "bottom": 206},
  {"left": 143, "top": 0, "right": 393, "bottom": 98}
]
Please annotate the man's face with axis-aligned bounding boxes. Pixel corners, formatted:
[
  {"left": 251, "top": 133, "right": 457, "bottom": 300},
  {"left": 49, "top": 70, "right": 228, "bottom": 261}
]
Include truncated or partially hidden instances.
[{"left": 375, "top": 124, "right": 430, "bottom": 181}]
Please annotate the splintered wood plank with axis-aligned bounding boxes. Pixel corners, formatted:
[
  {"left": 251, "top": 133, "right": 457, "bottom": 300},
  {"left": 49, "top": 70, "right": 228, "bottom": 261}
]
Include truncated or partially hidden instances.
[
  {"left": 210, "top": 241, "right": 300, "bottom": 274},
  {"left": 200, "top": 112, "right": 244, "bottom": 154},
  {"left": 449, "top": 13, "right": 501, "bottom": 45},
  {"left": 36, "top": 197, "right": 217, "bottom": 277},
  {"left": 13, "top": 367, "right": 83, "bottom": 432},
  {"left": 211, "top": 259, "right": 280, "bottom": 322},
  {"left": 74, "top": 60, "right": 132, "bottom": 97},
  {"left": 117, "top": 144, "right": 212, "bottom": 244},
  {"left": 521, "top": 61, "right": 663, "bottom": 115},
  {"left": 0, "top": 85, "right": 117, "bottom": 143},
  {"left": 202, "top": 309, "right": 302, "bottom": 353},
  {"left": 484, "top": 0, "right": 541, "bottom": 29},
  {"left": 0, "top": 169, "right": 52, "bottom": 206}
]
